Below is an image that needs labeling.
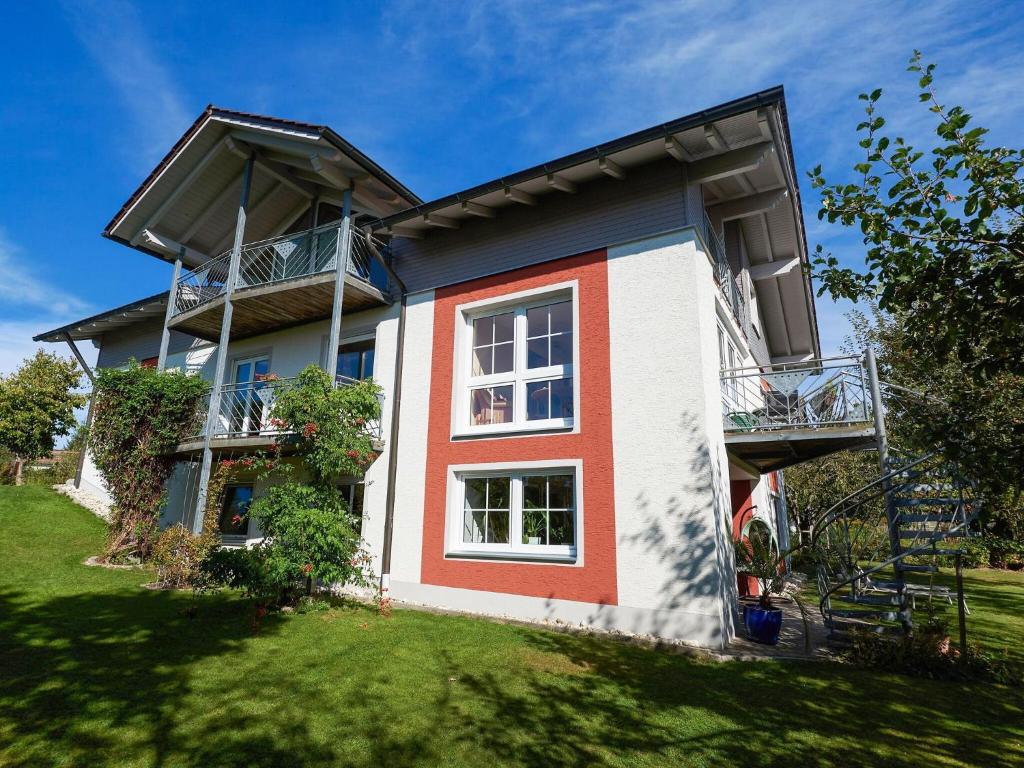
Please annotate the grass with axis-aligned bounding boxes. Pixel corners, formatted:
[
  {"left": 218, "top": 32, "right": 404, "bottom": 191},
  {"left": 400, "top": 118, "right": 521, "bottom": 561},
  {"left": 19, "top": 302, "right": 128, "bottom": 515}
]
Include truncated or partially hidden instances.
[{"left": 1, "top": 486, "right": 1022, "bottom": 768}]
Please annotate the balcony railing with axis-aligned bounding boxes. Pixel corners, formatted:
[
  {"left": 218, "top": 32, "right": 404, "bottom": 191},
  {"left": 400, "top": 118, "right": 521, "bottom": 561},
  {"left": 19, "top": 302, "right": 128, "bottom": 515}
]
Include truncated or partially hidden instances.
[
  {"left": 721, "top": 356, "right": 872, "bottom": 434},
  {"left": 698, "top": 210, "right": 751, "bottom": 338},
  {"left": 190, "top": 374, "right": 383, "bottom": 442},
  {"left": 172, "top": 224, "right": 384, "bottom": 317}
]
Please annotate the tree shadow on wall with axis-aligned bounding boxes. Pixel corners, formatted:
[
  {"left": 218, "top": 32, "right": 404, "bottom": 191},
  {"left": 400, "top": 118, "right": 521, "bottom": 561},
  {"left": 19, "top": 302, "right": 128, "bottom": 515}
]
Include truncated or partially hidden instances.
[{"left": 585, "top": 410, "right": 733, "bottom": 645}]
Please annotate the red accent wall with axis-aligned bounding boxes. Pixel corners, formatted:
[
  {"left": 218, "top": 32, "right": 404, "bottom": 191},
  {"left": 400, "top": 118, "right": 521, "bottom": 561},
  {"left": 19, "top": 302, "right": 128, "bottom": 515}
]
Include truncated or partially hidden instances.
[
  {"left": 419, "top": 249, "right": 618, "bottom": 605},
  {"left": 731, "top": 479, "right": 759, "bottom": 597}
]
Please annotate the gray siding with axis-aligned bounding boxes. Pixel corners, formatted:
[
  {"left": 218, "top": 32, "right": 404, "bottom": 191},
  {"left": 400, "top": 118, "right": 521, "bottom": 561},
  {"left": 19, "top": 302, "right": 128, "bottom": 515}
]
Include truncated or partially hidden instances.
[
  {"left": 97, "top": 321, "right": 195, "bottom": 369},
  {"left": 391, "top": 158, "right": 690, "bottom": 293}
]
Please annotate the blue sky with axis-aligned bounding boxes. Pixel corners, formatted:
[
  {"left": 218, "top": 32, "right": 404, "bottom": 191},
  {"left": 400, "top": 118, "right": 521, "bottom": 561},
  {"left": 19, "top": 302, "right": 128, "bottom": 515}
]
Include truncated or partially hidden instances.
[{"left": 2, "top": 0, "right": 1023, "bottom": 374}]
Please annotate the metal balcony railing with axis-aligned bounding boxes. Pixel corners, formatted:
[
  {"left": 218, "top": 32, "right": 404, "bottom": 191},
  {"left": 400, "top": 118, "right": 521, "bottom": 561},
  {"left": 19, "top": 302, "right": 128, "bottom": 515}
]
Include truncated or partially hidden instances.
[
  {"left": 721, "top": 356, "right": 872, "bottom": 433},
  {"left": 698, "top": 210, "right": 751, "bottom": 339},
  {"left": 172, "top": 224, "right": 384, "bottom": 316},
  {"left": 190, "top": 374, "right": 383, "bottom": 442}
]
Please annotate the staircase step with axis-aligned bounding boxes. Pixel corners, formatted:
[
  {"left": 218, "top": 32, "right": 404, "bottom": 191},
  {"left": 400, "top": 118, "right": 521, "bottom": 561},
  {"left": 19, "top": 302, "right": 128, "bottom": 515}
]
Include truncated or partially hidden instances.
[
  {"left": 898, "top": 513, "right": 958, "bottom": 523},
  {"left": 898, "top": 530, "right": 949, "bottom": 541},
  {"left": 828, "top": 608, "right": 899, "bottom": 620},
  {"left": 893, "top": 497, "right": 963, "bottom": 507},
  {"left": 833, "top": 593, "right": 900, "bottom": 606}
]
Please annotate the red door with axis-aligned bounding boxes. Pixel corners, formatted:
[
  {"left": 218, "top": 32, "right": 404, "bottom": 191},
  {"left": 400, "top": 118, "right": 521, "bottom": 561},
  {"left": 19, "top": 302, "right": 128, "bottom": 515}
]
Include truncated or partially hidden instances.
[{"left": 730, "top": 480, "right": 759, "bottom": 597}]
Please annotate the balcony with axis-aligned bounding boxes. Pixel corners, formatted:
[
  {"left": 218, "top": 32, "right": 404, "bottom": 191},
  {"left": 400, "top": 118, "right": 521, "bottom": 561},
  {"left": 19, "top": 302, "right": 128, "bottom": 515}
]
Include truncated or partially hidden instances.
[
  {"left": 168, "top": 224, "right": 390, "bottom": 341},
  {"left": 173, "top": 374, "right": 384, "bottom": 454},
  {"left": 720, "top": 356, "right": 876, "bottom": 472}
]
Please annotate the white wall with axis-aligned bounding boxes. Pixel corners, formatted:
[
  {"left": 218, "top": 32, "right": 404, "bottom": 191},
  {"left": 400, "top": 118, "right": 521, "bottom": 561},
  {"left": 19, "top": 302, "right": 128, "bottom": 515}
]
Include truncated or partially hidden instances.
[{"left": 605, "top": 228, "right": 736, "bottom": 647}]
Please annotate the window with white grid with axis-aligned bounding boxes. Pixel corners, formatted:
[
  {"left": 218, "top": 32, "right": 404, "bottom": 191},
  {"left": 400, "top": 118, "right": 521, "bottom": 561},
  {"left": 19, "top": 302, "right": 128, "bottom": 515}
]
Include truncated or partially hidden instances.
[{"left": 458, "top": 287, "right": 576, "bottom": 435}]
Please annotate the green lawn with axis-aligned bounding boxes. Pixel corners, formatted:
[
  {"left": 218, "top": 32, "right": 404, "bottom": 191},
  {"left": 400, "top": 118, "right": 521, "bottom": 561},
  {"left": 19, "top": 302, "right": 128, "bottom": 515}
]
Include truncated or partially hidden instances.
[{"left": 1, "top": 487, "right": 1022, "bottom": 768}]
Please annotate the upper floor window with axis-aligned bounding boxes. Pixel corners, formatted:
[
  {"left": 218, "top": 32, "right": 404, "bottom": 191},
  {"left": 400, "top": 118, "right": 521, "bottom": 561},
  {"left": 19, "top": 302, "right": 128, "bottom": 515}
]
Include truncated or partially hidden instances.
[{"left": 457, "top": 288, "right": 577, "bottom": 436}]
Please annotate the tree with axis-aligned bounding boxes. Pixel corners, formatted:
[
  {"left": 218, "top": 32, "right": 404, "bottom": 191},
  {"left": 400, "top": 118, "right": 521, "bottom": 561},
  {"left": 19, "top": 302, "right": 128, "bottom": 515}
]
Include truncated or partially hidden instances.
[
  {"left": 783, "top": 450, "right": 878, "bottom": 545},
  {"left": 843, "top": 306, "right": 1024, "bottom": 540},
  {"left": 0, "top": 351, "right": 85, "bottom": 485},
  {"left": 810, "top": 51, "right": 1024, "bottom": 378}
]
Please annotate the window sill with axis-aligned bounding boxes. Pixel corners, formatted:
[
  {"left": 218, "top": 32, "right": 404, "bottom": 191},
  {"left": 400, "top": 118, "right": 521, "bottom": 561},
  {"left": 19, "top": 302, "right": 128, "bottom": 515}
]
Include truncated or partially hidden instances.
[
  {"left": 451, "top": 422, "right": 575, "bottom": 441},
  {"left": 445, "top": 550, "right": 578, "bottom": 565}
]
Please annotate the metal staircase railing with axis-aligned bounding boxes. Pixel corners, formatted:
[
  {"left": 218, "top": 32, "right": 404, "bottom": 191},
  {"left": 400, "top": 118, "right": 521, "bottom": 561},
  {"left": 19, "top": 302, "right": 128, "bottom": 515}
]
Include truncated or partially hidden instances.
[{"left": 808, "top": 369, "right": 983, "bottom": 642}]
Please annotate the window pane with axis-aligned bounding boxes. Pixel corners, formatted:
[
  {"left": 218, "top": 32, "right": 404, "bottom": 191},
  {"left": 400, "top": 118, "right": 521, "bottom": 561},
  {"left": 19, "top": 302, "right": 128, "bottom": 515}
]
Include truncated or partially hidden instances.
[
  {"left": 550, "top": 377, "right": 574, "bottom": 419},
  {"left": 549, "top": 301, "right": 572, "bottom": 334},
  {"left": 490, "top": 386, "right": 513, "bottom": 424},
  {"left": 492, "top": 341, "right": 514, "bottom": 374},
  {"left": 492, "top": 312, "right": 515, "bottom": 343},
  {"left": 472, "top": 346, "right": 492, "bottom": 376},
  {"left": 218, "top": 485, "right": 253, "bottom": 535},
  {"left": 487, "top": 476, "right": 511, "bottom": 510},
  {"left": 464, "top": 509, "right": 486, "bottom": 543},
  {"left": 527, "top": 306, "right": 548, "bottom": 338},
  {"left": 548, "top": 475, "right": 574, "bottom": 509},
  {"left": 550, "top": 332, "right": 573, "bottom": 366},
  {"left": 360, "top": 349, "right": 375, "bottom": 379},
  {"left": 522, "top": 510, "right": 547, "bottom": 545},
  {"left": 526, "top": 380, "right": 550, "bottom": 420},
  {"left": 470, "top": 388, "right": 492, "bottom": 423},
  {"left": 486, "top": 510, "right": 510, "bottom": 543},
  {"left": 337, "top": 351, "right": 361, "bottom": 380},
  {"left": 548, "top": 510, "right": 574, "bottom": 545},
  {"left": 523, "top": 476, "right": 545, "bottom": 509},
  {"left": 527, "top": 337, "right": 548, "bottom": 369},
  {"left": 473, "top": 316, "right": 493, "bottom": 346},
  {"left": 464, "top": 477, "right": 487, "bottom": 509}
]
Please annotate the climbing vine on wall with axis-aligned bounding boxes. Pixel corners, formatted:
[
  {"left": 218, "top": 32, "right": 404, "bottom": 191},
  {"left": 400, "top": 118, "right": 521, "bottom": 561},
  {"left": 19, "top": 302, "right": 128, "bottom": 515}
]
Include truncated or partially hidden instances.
[{"left": 90, "top": 362, "right": 209, "bottom": 561}]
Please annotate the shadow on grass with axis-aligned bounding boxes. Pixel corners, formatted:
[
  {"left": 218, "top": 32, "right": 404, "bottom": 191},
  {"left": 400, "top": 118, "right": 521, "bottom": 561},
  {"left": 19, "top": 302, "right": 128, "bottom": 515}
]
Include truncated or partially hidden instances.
[
  {"left": 443, "top": 624, "right": 1024, "bottom": 768},
  {"left": 0, "top": 587, "right": 333, "bottom": 767}
]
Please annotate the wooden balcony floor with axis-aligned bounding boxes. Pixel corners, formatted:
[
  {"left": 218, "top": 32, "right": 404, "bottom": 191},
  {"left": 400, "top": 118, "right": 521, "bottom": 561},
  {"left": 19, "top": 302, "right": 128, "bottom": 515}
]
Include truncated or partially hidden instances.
[
  {"left": 725, "top": 424, "right": 876, "bottom": 473},
  {"left": 168, "top": 273, "right": 391, "bottom": 341}
]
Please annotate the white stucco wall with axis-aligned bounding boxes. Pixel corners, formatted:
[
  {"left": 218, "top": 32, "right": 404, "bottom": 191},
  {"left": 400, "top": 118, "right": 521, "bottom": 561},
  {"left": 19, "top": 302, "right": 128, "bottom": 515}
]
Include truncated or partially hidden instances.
[{"left": 605, "top": 228, "right": 736, "bottom": 647}]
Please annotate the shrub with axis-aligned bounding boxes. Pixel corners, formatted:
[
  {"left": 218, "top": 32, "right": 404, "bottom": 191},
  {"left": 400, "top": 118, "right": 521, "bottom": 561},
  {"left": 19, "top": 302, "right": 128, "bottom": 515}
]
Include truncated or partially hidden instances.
[
  {"left": 90, "top": 363, "right": 209, "bottom": 561},
  {"left": 987, "top": 537, "right": 1024, "bottom": 570},
  {"left": 151, "top": 524, "right": 220, "bottom": 590},
  {"left": 846, "top": 607, "right": 1021, "bottom": 685},
  {"left": 958, "top": 537, "right": 990, "bottom": 569}
]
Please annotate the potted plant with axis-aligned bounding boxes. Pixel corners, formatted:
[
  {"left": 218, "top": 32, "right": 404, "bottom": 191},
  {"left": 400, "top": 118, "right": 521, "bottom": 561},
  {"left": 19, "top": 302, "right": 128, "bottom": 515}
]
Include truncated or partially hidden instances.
[{"left": 734, "top": 518, "right": 789, "bottom": 645}]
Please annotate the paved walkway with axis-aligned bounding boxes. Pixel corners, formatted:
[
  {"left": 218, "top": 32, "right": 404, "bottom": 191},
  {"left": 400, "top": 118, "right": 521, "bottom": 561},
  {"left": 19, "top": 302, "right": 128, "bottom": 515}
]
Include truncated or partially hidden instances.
[{"left": 726, "top": 596, "right": 834, "bottom": 660}]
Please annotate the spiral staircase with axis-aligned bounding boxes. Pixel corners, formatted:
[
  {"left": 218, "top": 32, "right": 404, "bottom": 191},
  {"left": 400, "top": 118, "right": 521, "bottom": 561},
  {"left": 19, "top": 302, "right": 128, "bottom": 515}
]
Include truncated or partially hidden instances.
[
  {"left": 810, "top": 450, "right": 981, "bottom": 643},
  {"left": 721, "top": 349, "right": 982, "bottom": 645}
]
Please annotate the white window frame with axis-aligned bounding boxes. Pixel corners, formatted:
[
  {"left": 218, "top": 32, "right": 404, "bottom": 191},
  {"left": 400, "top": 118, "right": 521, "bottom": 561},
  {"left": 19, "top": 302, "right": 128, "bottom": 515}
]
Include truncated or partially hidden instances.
[
  {"left": 452, "top": 281, "right": 579, "bottom": 438},
  {"left": 445, "top": 459, "right": 583, "bottom": 563}
]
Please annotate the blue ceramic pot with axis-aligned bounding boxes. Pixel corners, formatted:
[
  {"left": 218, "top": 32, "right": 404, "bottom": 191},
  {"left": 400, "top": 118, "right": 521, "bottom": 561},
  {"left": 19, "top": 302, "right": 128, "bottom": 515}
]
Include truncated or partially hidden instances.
[{"left": 743, "top": 604, "right": 783, "bottom": 645}]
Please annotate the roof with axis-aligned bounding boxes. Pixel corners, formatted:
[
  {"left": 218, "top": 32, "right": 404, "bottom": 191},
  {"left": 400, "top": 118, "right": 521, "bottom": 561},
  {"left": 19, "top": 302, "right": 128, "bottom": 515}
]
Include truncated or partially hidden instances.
[
  {"left": 368, "top": 86, "right": 788, "bottom": 232},
  {"left": 33, "top": 292, "right": 169, "bottom": 343}
]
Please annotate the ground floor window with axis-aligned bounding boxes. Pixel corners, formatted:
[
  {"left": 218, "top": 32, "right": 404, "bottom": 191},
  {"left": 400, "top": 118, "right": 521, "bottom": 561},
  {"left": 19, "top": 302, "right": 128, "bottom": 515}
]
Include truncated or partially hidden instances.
[
  {"left": 449, "top": 467, "right": 579, "bottom": 560},
  {"left": 218, "top": 484, "right": 254, "bottom": 537}
]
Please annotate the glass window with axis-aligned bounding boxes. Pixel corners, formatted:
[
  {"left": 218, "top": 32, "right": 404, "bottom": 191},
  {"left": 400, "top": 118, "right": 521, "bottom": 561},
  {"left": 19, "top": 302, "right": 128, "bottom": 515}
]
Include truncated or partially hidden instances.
[
  {"left": 453, "top": 470, "right": 577, "bottom": 558},
  {"left": 463, "top": 295, "right": 575, "bottom": 432},
  {"left": 337, "top": 339, "right": 375, "bottom": 381},
  {"left": 218, "top": 485, "right": 253, "bottom": 536}
]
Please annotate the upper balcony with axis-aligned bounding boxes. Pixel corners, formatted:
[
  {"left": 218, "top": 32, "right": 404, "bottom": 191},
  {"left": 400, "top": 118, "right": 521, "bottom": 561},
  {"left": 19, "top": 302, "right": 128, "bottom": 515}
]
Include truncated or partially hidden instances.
[
  {"left": 721, "top": 355, "right": 877, "bottom": 472},
  {"left": 167, "top": 224, "right": 390, "bottom": 340}
]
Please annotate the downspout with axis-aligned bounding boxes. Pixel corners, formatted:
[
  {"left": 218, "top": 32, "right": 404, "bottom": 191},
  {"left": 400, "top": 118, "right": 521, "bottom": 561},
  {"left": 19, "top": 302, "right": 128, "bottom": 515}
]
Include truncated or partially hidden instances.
[{"left": 363, "top": 235, "right": 408, "bottom": 592}]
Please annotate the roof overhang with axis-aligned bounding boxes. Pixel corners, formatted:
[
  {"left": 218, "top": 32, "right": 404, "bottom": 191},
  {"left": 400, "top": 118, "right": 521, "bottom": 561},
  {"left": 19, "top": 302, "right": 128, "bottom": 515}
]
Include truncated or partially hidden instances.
[
  {"left": 34, "top": 292, "right": 169, "bottom": 343},
  {"left": 104, "top": 106, "right": 421, "bottom": 269},
  {"left": 364, "top": 87, "right": 819, "bottom": 360}
]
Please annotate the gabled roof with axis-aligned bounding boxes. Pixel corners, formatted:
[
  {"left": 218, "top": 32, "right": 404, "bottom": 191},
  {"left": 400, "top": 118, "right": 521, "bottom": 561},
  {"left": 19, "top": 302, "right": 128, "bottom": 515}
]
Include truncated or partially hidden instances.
[{"left": 104, "top": 106, "right": 422, "bottom": 268}]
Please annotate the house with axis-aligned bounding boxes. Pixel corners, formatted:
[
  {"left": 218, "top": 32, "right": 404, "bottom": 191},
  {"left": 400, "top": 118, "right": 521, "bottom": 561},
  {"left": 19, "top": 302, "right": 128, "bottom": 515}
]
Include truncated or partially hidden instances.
[{"left": 37, "top": 89, "right": 878, "bottom": 649}]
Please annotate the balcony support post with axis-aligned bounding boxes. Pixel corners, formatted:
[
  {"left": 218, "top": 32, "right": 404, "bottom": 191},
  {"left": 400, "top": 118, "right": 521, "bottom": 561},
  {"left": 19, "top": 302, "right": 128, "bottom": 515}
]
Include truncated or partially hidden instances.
[
  {"left": 191, "top": 154, "right": 255, "bottom": 534},
  {"left": 324, "top": 186, "right": 353, "bottom": 379},
  {"left": 157, "top": 246, "right": 184, "bottom": 372}
]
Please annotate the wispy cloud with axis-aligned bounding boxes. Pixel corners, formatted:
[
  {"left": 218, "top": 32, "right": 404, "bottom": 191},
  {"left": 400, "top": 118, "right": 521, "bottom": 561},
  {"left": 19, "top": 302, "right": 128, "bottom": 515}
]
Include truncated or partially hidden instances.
[
  {"left": 0, "top": 230, "right": 90, "bottom": 317},
  {"left": 60, "top": 0, "right": 191, "bottom": 168}
]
